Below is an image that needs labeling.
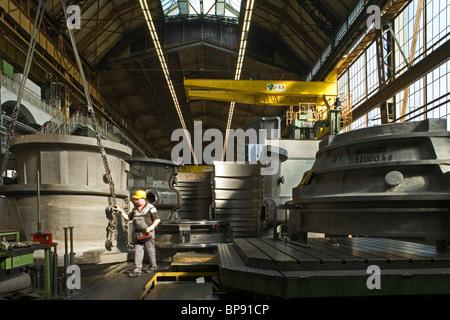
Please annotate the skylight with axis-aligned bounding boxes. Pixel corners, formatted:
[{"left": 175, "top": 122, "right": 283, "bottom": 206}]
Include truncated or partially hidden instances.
[{"left": 161, "top": 0, "right": 241, "bottom": 20}]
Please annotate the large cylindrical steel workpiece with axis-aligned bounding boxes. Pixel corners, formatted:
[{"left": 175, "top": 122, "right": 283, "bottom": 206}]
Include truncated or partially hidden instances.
[
  {"left": 289, "top": 119, "right": 450, "bottom": 242},
  {"left": 212, "top": 161, "right": 263, "bottom": 238},
  {"left": 0, "top": 134, "right": 132, "bottom": 259},
  {"left": 174, "top": 172, "right": 212, "bottom": 220}
]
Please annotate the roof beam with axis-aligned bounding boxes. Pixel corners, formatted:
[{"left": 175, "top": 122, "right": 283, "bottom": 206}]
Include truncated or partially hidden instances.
[
  {"left": 296, "top": 0, "right": 339, "bottom": 36},
  {"left": 77, "top": 1, "right": 137, "bottom": 51},
  {"left": 257, "top": 1, "right": 323, "bottom": 55},
  {"left": 308, "top": 0, "right": 392, "bottom": 81}
]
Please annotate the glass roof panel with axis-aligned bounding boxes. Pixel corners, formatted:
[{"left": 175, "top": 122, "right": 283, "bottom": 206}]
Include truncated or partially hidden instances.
[{"left": 161, "top": 0, "right": 241, "bottom": 20}]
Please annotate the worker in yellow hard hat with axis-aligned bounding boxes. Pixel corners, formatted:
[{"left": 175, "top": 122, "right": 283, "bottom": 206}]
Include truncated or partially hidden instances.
[
  {"left": 117, "top": 190, "right": 160, "bottom": 276},
  {"left": 132, "top": 190, "right": 147, "bottom": 199}
]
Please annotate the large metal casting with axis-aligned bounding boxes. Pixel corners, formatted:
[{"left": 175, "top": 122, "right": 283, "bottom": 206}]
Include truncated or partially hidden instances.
[
  {"left": 0, "top": 134, "right": 132, "bottom": 262},
  {"left": 289, "top": 119, "right": 450, "bottom": 244},
  {"left": 212, "top": 161, "right": 263, "bottom": 238}
]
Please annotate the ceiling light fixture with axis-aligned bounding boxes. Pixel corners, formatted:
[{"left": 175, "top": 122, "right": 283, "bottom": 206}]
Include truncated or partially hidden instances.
[
  {"left": 222, "top": 0, "right": 254, "bottom": 160},
  {"left": 139, "top": 0, "right": 198, "bottom": 165}
]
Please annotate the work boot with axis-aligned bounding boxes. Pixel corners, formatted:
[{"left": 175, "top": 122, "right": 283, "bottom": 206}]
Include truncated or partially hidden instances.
[
  {"left": 144, "top": 265, "right": 158, "bottom": 273},
  {"left": 128, "top": 269, "right": 141, "bottom": 277}
]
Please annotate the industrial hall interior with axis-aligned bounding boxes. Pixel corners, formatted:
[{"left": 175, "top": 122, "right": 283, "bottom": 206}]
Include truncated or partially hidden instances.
[{"left": 0, "top": 0, "right": 450, "bottom": 302}]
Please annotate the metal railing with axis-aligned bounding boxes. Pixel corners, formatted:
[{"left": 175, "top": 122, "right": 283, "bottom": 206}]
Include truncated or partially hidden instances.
[
  {"left": 33, "top": 109, "right": 119, "bottom": 143},
  {"left": 1, "top": 72, "right": 149, "bottom": 156},
  {"left": 0, "top": 72, "right": 115, "bottom": 141}
]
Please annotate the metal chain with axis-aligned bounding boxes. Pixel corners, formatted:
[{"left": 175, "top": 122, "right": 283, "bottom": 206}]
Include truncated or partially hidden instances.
[
  {"left": 88, "top": 112, "right": 117, "bottom": 206},
  {"left": 0, "top": 0, "right": 46, "bottom": 184},
  {"left": 60, "top": 0, "right": 118, "bottom": 248},
  {"left": 88, "top": 112, "right": 117, "bottom": 245}
]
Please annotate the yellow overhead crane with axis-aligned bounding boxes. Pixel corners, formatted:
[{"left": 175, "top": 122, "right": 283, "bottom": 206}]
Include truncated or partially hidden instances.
[
  {"left": 184, "top": 79, "right": 337, "bottom": 106},
  {"left": 184, "top": 76, "right": 350, "bottom": 139}
]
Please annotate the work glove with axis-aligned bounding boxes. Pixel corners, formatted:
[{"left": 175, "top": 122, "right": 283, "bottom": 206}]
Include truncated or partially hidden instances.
[
  {"left": 146, "top": 225, "right": 155, "bottom": 233},
  {"left": 113, "top": 206, "right": 124, "bottom": 213},
  {"left": 106, "top": 205, "right": 122, "bottom": 220}
]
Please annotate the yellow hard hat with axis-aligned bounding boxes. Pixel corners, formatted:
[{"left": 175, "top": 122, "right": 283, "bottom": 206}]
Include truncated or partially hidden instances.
[{"left": 132, "top": 190, "right": 147, "bottom": 199}]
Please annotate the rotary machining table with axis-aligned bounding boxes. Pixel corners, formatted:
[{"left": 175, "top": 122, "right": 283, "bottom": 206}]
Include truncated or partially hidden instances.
[{"left": 218, "top": 237, "right": 450, "bottom": 299}]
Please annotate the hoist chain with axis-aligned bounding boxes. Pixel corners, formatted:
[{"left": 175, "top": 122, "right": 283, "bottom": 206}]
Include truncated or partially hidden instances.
[
  {"left": 60, "top": 0, "right": 118, "bottom": 250},
  {"left": 88, "top": 112, "right": 117, "bottom": 206},
  {"left": 88, "top": 111, "right": 118, "bottom": 250}
]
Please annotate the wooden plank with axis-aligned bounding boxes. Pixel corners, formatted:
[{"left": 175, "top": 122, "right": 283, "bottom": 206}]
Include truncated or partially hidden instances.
[{"left": 172, "top": 252, "right": 218, "bottom": 263}]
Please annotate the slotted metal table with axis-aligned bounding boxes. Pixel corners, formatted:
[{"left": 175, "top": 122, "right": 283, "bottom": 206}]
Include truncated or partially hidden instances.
[{"left": 218, "top": 237, "right": 450, "bottom": 299}]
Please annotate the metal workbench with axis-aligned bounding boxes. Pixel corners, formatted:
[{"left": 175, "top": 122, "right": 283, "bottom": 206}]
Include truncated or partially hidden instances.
[
  {"left": 218, "top": 237, "right": 450, "bottom": 299},
  {"left": 0, "top": 230, "right": 56, "bottom": 299}
]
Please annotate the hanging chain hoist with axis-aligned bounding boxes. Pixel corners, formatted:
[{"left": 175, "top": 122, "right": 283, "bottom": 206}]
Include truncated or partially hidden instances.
[
  {"left": 0, "top": 0, "right": 47, "bottom": 184},
  {"left": 60, "top": 0, "right": 119, "bottom": 250}
]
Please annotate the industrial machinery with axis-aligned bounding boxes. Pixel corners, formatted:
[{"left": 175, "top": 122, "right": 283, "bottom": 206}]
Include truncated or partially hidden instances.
[
  {"left": 282, "top": 103, "right": 319, "bottom": 140},
  {"left": 126, "top": 159, "right": 230, "bottom": 260},
  {"left": 259, "top": 145, "right": 288, "bottom": 236},
  {"left": 214, "top": 119, "right": 450, "bottom": 299},
  {"left": 289, "top": 118, "right": 450, "bottom": 247},
  {"left": 171, "top": 169, "right": 231, "bottom": 252},
  {"left": 127, "top": 158, "right": 182, "bottom": 221}
]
